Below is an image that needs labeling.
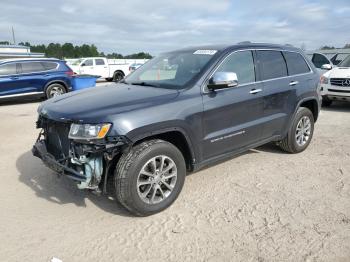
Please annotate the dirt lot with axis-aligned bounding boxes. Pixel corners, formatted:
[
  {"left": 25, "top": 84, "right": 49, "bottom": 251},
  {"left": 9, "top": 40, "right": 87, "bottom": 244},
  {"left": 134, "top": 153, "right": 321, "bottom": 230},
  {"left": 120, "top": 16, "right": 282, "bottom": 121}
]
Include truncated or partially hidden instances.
[{"left": 0, "top": 95, "right": 349, "bottom": 262}]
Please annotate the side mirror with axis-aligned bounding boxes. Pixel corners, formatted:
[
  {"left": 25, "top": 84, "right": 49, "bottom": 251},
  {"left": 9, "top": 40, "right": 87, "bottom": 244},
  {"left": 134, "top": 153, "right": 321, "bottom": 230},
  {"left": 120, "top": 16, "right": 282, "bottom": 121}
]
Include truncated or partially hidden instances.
[
  {"left": 321, "top": 64, "right": 332, "bottom": 70},
  {"left": 208, "top": 72, "right": 238, "bottom": 91}
]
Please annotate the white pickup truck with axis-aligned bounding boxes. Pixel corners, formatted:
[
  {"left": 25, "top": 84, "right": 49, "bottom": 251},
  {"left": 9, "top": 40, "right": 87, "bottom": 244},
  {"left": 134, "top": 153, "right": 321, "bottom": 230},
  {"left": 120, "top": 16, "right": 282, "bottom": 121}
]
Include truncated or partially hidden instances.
[{"left": 69, "top": 57, "right": 130, "bottom": 82}]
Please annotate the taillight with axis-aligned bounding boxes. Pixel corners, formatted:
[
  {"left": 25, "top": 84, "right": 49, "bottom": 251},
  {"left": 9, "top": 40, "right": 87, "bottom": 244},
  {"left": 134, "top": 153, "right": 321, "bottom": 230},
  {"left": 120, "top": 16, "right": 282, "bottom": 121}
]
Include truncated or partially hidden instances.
[
  {"left": 65, "top": 69, "right": 74, "bottom": 76},
  {"left": 129, "top": 67, "right": 132, "bottom": 71}
]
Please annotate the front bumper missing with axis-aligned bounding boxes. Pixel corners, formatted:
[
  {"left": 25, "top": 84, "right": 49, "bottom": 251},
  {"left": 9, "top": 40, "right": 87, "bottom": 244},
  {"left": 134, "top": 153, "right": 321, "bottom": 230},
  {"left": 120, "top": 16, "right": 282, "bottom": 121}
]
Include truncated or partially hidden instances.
[{"left": 32, "top": 140, "right": 86, "bottom": 182}]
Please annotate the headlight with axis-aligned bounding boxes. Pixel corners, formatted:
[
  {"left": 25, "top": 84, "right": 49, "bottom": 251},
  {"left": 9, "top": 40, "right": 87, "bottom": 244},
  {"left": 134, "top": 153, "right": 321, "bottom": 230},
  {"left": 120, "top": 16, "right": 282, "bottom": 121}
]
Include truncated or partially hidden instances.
[
  {"left": 68, "top": 123, "right": 111, "bottom": 140},
  {"left": 320, "top": 75, "right": 329, "bottom": 84}
]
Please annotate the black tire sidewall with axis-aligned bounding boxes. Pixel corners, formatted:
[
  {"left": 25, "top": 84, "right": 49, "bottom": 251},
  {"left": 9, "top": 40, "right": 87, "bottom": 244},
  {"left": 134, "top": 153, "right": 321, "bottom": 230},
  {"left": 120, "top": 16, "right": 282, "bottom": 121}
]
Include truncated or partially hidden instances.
[
  {"left": 118, "top": 141, "right": 186, "bottom": 215},
  {"left": 113, "top": 72, "right": 124, "bottom": 82},
  {"left": 288, "top": 108, "right": 314, "bottom": 153}
]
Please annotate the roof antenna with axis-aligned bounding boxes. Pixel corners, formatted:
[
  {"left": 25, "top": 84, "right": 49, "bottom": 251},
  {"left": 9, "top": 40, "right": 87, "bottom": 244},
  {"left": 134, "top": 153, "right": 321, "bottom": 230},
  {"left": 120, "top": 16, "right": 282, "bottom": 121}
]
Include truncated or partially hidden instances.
[{"left": 11, "top": 27, "right": 16, "bottom": 45}]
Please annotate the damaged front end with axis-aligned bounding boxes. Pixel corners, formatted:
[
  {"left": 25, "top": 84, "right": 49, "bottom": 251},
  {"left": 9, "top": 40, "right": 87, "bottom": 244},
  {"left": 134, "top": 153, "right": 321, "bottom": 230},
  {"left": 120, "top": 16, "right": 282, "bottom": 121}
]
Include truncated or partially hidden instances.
[{"left": 32, "top": 116, "right": 130, "bottom": 193}]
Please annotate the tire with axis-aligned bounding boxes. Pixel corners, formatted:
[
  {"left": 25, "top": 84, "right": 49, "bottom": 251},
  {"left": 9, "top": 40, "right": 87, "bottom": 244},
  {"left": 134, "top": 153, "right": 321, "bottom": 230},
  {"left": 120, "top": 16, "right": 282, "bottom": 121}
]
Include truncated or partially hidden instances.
[
  {"left": 322, "top": 97, "right": 332, "bottom": 107},
  {"left": 45, "top": 83, "right": 66, "bottom": 99},
  {"left": 114, "top": 139, "right": 186, "bottom": 216},
  {"left": 278, "top": 107, "right": 314, "bottom": 154},
  {"left": 113, "top": 71, "right": 124, "bottom": 82}
]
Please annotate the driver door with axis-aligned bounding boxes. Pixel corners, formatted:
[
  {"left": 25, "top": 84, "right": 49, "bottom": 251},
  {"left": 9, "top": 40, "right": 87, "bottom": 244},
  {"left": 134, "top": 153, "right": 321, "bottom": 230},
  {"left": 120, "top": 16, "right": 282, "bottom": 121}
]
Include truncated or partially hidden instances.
[
  {"left": 79, "top": 59, "right": 95, "bottom": 75},
  {"left": 201, "top": 50, "right": 264, "bottom": 160}
]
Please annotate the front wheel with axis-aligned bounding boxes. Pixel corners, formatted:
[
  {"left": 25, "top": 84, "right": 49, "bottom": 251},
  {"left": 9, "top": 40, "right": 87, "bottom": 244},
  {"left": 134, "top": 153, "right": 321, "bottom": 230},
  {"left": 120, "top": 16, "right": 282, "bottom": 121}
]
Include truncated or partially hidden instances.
[
  {"left": 114, "top": 139, "right": 186, "bottom": 216},
  {"left": 278, "top": 107, "right": 314, "bottom": 153}
]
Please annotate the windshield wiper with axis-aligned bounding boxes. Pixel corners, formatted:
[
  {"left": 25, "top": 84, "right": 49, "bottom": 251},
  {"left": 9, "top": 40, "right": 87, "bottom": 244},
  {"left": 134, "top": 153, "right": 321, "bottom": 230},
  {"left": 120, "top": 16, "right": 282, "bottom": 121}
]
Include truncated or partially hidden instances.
[{"left": 130, "top": 82, "right": 160, "bottom": 87}]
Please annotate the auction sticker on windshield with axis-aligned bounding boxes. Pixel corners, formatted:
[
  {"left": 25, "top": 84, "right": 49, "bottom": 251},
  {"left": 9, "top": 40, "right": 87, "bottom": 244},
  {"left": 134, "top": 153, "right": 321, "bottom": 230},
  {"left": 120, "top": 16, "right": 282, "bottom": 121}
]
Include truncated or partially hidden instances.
[{"left": 193, "top": 50, "right": 217, "bottom": 55}]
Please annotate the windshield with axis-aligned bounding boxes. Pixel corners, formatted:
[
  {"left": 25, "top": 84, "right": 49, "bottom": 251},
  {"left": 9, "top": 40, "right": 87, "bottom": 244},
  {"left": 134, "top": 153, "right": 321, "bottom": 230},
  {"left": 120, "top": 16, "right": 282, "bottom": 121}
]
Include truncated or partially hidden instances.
[
  {"left": 339, "top": 55, "right": 350, "bottom": 67},
  {"left": 123, "top": 50, "right": 217, "bottom": 89},
  {"left": 71, "top": 59, "right": 83, "bottom": 65}
]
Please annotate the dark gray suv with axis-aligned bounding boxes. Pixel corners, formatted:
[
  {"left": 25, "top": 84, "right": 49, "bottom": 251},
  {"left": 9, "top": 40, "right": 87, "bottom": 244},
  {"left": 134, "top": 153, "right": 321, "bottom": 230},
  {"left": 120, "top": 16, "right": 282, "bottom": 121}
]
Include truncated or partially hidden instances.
[{"left": 33, "top": 43, "right": 320, "bottom": 216}]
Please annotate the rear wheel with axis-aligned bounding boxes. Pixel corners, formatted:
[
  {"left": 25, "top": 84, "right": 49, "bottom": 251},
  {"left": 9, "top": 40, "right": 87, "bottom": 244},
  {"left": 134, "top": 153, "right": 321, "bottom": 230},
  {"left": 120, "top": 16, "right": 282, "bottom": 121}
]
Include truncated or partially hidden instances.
[
  {"left": 114, "top": 139, "right": 186, "bottom": 216},
  {"left": 278, "top": 107, "right": 314, "bottom": 153},
  {"left": 113, "top": 71, "right": 124, "bottom": 82},
  {"left": 45, "top": 83, "right": 66, "bottom": 99}
]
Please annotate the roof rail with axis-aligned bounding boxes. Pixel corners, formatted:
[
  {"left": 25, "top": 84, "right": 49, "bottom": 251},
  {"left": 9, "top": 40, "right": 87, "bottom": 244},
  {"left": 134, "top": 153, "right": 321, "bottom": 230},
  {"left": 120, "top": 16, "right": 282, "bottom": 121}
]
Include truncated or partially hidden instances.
[{"left": 237, "top": 41, "right": 251, "bottom": 45}]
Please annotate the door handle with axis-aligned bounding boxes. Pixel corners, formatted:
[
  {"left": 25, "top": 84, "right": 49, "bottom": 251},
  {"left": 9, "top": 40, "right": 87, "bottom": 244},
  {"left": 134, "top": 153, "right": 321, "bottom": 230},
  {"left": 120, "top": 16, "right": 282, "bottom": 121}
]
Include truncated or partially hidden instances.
[
  {"left": 10, "top": 76, "right": 19, "bottom": 80},
  {"left": 250, "top": 88, "right": 262, "bottom": 94},
  {"left": 289, "top": 81, "right": 299, "bottom": 86}
]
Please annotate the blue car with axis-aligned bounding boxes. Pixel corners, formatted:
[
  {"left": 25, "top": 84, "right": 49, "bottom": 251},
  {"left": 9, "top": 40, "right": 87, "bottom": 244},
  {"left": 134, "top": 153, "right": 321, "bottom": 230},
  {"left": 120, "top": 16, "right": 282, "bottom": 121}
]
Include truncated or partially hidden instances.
[{"left": 0, "top": 58, "right": 73, "bottom": 100}]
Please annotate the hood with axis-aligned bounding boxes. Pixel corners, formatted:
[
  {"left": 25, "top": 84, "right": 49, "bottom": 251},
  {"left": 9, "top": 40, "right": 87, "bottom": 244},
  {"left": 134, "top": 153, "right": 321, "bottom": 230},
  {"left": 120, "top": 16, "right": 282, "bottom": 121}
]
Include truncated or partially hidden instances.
[
  {"left": 324, "top": 67, "right": 350, "bottom": 79},
  {"left": 39, "top": 83, "right": 179, "bottom": 123}
]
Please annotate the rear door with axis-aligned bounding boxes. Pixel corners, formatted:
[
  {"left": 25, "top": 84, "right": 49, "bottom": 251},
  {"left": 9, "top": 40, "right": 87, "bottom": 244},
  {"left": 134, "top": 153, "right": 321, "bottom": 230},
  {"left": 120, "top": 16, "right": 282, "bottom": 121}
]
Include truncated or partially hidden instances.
[
  {"left": 256, "top": 50, "right": 295, "bottom": 139},
  {"left": 201, "top": 50, "right": 264, "bottom": 160},
  {"left": 17, "top": 61, "right": 48, "bottom": 93},
  {"left": 94, "top": 58, "right": 108, "bottom": 78},
  {"left": 0, "top": 62, "right": 20, "bottom": 97}
]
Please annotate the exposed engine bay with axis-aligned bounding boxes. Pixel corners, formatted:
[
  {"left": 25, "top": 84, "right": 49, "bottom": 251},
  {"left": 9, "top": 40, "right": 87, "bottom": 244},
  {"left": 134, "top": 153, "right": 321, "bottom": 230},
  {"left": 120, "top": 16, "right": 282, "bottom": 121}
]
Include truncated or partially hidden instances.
[{"left": 32, "top": 116, "right": 129, "bottom": 192}]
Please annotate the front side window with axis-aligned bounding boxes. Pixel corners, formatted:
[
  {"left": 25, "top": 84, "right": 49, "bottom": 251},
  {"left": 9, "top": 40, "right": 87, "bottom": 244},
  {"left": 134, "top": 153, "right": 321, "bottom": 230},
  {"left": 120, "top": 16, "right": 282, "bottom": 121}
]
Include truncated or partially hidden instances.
[
  {"left": 95, "top": 59, "right": 105, "bottom": 65},
  {"left": 257, "top": 50, "right": 288, "bottom": 80},
  {"left": 83, "top": 59, "right": 93, "bottom": 66},
  {"left": 124, "top": 50, "right": 216, "bottom": 89},
  {"left": 283, "top": 52, "right": 310, "bottom": 75},
  {"left": 0, "top": 63, "right": 17, "bottom": 76},
  {"left": 20, "top": 62, "right": 45, "bottom": 74},
  {"left": 312, "top": 53, "right": 329, "bottom": 68},
  {"left": 216, "top": 51, "right": 255, "bottom": 84}
]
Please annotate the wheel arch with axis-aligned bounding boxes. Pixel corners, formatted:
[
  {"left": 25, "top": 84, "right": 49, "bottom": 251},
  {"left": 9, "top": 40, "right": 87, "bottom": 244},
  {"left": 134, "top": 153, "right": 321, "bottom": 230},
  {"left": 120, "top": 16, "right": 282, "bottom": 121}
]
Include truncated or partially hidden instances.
[
  {"left": 44, "top": 80, "right": 69, "bottom": 93},
  {"left": 113, "top": 70, "right": 125, "bottom": 77},
  {"left": 130, "top": 128, "right": 196, "bottom": 172},
  {"left": 298, "top": 98, "right": 320, "bottom": 122}
]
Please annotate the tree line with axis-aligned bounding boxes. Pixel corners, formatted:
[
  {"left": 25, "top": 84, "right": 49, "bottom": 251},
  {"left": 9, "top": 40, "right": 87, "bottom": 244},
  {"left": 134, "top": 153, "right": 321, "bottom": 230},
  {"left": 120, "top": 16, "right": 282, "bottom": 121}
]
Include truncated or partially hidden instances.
[
  {"left": 0, "top": 41, "right": 152, "bottom": 59},
  {"left": 320, "top": 44, "right": 350, "bottom": 50}
]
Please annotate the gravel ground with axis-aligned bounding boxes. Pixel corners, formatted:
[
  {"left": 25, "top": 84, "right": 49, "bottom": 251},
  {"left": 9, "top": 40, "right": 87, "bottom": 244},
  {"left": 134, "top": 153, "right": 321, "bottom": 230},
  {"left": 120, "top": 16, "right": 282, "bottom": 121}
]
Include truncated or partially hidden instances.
[{"left": 0, "top": 93, "right": 349, "bottom": 262}]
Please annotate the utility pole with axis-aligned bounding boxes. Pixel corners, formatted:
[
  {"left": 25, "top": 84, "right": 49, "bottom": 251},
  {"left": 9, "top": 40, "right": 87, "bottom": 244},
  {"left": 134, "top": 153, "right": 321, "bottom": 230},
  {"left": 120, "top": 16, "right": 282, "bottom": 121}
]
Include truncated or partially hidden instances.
[{"left": 12, "top": 27, "right": 16, "bottom": 45}]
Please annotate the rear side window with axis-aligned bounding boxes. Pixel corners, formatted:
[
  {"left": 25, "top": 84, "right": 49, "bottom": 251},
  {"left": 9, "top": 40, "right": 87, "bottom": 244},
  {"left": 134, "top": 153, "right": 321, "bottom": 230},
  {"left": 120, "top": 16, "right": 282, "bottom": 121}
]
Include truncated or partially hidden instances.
[
  {"left": 41, "top": 62, "right": 58, "bottom": 70},
  {"left": 216, "top": 51, "right": 255, "bottom": 84},
  {"left": 20, "top": 62, "right": 45, "bottom": 73},
  {"left": 95, "top": 59, "right": 105, "bottom": 65},
  {"left": 0, "top": 63, "right": 17, "bottom": 76},
  {"left": 311, "top": 54, "right": 329, "bottom": 68},
  {"left": 283, "top": 52, "right": 310, "bottom": 75},
  {"left": 257, "top": 50, "right": 287, "bottom": 80}
]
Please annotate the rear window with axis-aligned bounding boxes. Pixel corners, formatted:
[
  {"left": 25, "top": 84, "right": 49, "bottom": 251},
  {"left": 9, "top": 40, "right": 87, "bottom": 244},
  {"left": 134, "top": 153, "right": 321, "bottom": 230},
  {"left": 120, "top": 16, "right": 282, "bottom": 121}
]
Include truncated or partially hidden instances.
[
  {"left": 257, "top": 50, "right": 287, "bottom": 80},
  {"left": 41, "top": 62, "right": 58, "bottom": 70},
  {"left": 95, "top": 59, "right": 105, "bottom": 65},
  {"left": 0, "top": 63, "right": 17, "bottom": 76},
  {"left": 283, "top": 52, "right": 310, "bottom": 75},
  {"left": 20, "top": 62, "right": 45, "bottom": 73}
]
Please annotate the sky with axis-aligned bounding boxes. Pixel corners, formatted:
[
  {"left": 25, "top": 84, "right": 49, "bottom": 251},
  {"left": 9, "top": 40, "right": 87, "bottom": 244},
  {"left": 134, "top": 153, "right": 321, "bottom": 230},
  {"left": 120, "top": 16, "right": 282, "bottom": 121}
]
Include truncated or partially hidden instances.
[{"left": 0, "top": 0, "right": 349, "bottom": 55}]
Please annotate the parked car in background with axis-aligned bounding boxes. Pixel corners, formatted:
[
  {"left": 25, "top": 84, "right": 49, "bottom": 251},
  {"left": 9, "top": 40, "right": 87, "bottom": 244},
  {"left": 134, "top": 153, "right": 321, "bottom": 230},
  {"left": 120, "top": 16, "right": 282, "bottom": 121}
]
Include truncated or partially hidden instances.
[
  {"left": 0, "top": 58, "right": 73, "bottom": 100},
  {"left": 319, "top": 55, "right": 350, "bottom": 106},
  {"left": 129, "top": 63, "right": 143, "bottom": 72},
  {"left": 330, "top": 53, "right": 350, "bottom": 66},
  {"left": 306, "top": 52, "right": 334, "bottom": 73},
  {"left": 69, "top": 57, "right": 130, "bottom": 82},
  {"left": 33, "top": 43, "right": 320, "bottom": 216}
]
